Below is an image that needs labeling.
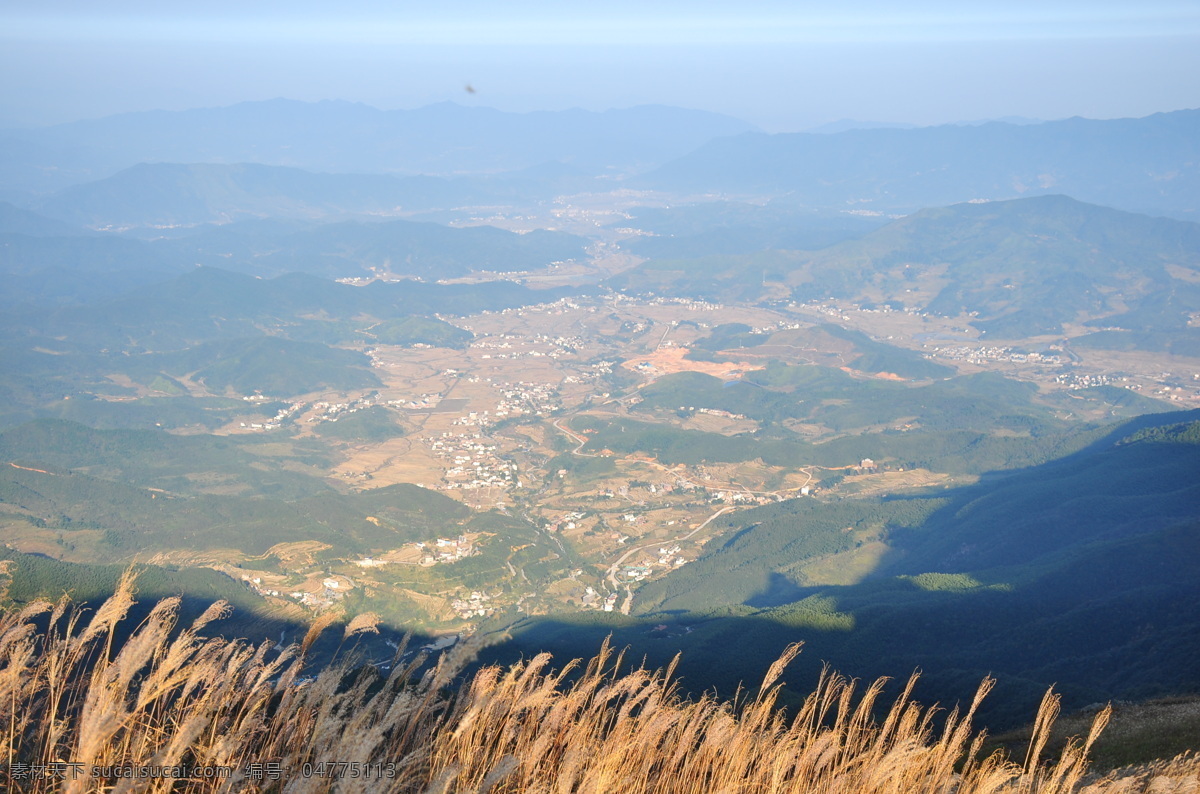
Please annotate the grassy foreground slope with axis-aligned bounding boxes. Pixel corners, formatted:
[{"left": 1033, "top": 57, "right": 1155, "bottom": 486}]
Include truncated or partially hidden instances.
[{"left": 1, "top": 577, "right": 1196, "bottom": 793}]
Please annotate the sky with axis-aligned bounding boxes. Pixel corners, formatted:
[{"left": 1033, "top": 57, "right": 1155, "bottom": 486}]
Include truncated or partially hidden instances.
[{"left": 2, "top": 1, "right": 1198, "bottom": 131}]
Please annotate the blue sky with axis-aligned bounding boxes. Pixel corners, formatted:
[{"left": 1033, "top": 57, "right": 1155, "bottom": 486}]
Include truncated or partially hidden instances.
[{"left": 2, "top": 1, "right": 1198, "bottom": 129}]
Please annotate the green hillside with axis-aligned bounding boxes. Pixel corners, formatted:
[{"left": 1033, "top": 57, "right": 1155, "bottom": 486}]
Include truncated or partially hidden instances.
[
  {"left": 609, "top": 196, "right": 1200, "bottom": 341},
  {"left": 365, "top": 316, "right": 473, "bottom": 348},
  {"left": 162, "top": 337, "right": 379, "bottom": 395},
  {"left": 606, "top": 249, "right": 800, "bottom": 302},
  {"left": 589, "top": 360, "right": 1097, "bottom": 476},
  {"left": 0, "top": 411, "right": 551, "bottom": 632},
  {"left": 619, "top": 201, "right": 885, "bottom": 258},
  {"left": 8, "top": 267, "right": 550, "bottom": 352},
  {"left": 0, "top": 231, "right": 187, "bottom": 306},
  {"left": 0, "top": 454, "right": 471, "bottom": 558},
  {"left": 496, "top": 410, "right": 1200, "bottom": 730},
  {"left": 791, "top": 195, "right": 1200, "bottom": 337},
  {"left": 0, "top": 268, "right": 555, "bottom": 428},
  {"left": 312, "top": 405, "right": 406, "bottom": 442},
  {"left": 0, "top": 547, "right": 270, "bottom": 620},
  {"left": 35, "top": 163, "right": 496, "bottom": 228},
  {"left": 0, "top": 419, "right": 332, "bottom": 497},
  {"left": 156, "top": 214, "right": 589, "bottom": 280}
]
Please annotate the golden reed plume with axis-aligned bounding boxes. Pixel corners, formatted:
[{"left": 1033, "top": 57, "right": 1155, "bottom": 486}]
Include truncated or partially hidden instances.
[{"left": 0, "top": 590, "right": 1195, "bottom": 792}]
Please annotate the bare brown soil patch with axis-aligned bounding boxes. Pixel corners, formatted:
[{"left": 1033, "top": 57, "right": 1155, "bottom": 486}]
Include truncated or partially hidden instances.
[{"left": 623, "top": 347, "right": 761, "bottom": 379}]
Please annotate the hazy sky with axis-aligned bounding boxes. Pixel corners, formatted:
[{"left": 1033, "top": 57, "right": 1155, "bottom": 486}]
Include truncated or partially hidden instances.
[{"left": 2, "top": 1, "right": 1198, "bottom": 130}]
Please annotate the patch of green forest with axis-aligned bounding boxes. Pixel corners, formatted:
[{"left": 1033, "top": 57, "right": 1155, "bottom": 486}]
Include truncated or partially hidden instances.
[{"left": 312, "top": 405, "right": 406, "bottom": 442}]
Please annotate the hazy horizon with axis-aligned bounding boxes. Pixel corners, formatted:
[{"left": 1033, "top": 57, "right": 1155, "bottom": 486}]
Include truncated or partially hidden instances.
[{"left": 3, "top": 1, "right": 1198, "bottom": 132}]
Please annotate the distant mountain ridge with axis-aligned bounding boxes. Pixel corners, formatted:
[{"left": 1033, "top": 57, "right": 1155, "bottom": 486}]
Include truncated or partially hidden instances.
[
  {"left": 0, "top": 200, "right": 88, "bottom": 237},
  {"left": 34, "top": 163, "right": 506, "bottom": 229},
  {"left": 644, "top": 109, "right": 1200, "bottom": 219},
  {"left": 0, "top": 99, "right": 759, "bottom": 195},
  {"left": 805, "top": 116, "right": 1043, "bottom": 134}
]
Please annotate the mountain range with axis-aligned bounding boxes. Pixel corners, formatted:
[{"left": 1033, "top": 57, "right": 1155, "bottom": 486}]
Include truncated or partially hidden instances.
[
  {"left": 642, "top": 109, "right": 1200, "bottom": 219},
  {"left": 0, "top": 100, "right": 758, "bottom": 197},
  {"left": 5, "top": 104, "right": 1198, "bottom": 227}
]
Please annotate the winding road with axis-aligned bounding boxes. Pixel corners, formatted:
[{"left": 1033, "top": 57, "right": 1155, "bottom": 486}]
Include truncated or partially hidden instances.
[
  {"left": 607, "top": 504, "right": 737, "bottom": 615},
  {"left": 552, "top": 416, "right": 821, "bottom": 615}
]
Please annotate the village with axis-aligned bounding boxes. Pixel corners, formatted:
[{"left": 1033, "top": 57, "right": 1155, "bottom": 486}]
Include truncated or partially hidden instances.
[
  {"left": 211, "top": 289, "right": 1200, "bottom": 630},
  {"left": 930, "top": 344, "right": 1064, "bottom": 366}
]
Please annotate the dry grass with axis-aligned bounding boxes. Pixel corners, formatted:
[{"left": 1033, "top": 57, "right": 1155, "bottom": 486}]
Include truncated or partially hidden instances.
[
  {"left": 331, "top": 438, "right": 446, "bottom": 491},
  {"left": 1, "top": 580, "right": 1196, "bottom": 793},
  {"left": 991, "top": 697, "right": 1200, "bottom": 775}
]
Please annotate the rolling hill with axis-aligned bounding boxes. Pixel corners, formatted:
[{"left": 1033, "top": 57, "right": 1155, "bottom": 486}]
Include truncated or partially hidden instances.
[
  {"left": 34, "top": 163, "right": 503, "bottom": 229},
  {"left": 643, "top": 109, "right": 1200, "bottom": 219},
  {"left": 1, "top": 99, "right": 758, "bottom": 195},
  {"left": 4, "top": 267, "right": 540, "bottom": 353},
  {"left": 1, "top": 209, "right": 588, "bottom": 307},
  {"left": 617, "top": 202, "right": 888, "bottom": 259},
  {"left": 0, "top": 267, "right": 569, "bottom": 427},
  {"left": 613, "top": 195, "right": 1200, "bottom": 340},
  {"left": 153, "top": 214, "right": 588, "bottom": 279},
  {"left": 796, "top": 195, "right": 1200, "bottom": 335}
]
